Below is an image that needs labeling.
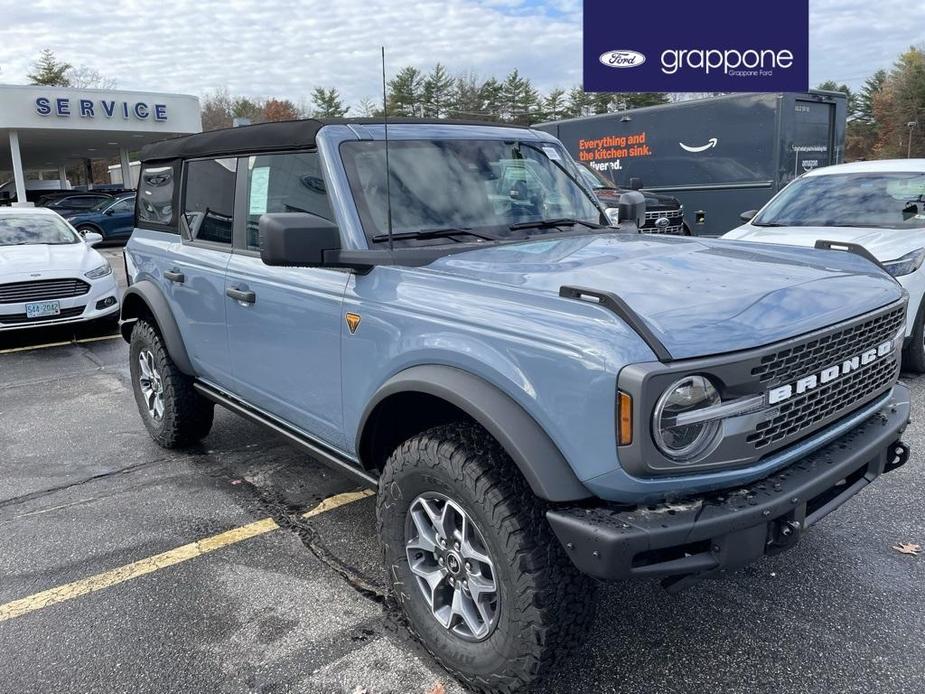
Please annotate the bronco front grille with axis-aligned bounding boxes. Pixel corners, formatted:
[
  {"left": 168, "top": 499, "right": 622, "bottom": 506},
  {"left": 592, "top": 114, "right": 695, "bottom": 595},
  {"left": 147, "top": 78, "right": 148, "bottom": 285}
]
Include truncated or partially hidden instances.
[
  {"left": 751, "top": 305, "right": 906, "bottom": 388},
  {"left": 0, "top": 278, "right": 91, "bottom": 304},
  {"left": 747, "top": 355, "right": 897, "bottom": 450}
]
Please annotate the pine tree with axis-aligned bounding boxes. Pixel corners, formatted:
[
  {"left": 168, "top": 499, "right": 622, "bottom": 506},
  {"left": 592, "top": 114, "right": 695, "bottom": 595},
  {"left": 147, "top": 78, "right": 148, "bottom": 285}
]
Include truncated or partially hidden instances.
[
  {"left": 357, "top": 97, "right": 378, "bottom": 117},
  {"left": 478, "top": 77, "right": 504, "bottom": 121},
  {"left": 388, "top": 66, "right": 424, "bottom": 116},
  {"left": 449, "top": 72, "right": 485, "bottom": 119},
  {"left": 311, "top": 87, "right": 349, "bottom": 118},
  {"left": 421, "top": 64, "right": 454, "bottom": 118},
  {"left": 857, "top": 70, "right": 887, "bottom": 125},
  {"left": 231, "top": 97, "right": 264, "bottom": 124},
  {"left": 501, "top": 69, "right": 538, "bottom": 123},
  {"left": 541, "top": 88, "right": 567, "bottom": 121},
  {"left": 565, "top": 86, "right": 592, "bottom": 118},
  {"left": 27, "top": 49, "right": 71, "bottom": 86}
]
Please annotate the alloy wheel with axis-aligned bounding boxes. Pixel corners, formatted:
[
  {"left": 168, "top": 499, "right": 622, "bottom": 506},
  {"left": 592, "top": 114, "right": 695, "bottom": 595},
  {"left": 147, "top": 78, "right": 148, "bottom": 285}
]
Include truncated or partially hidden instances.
[
  {"left": 137, "top": 349, "right": 165, "bottom": 421},
  {"left": 405, "top": 493, "right": 500, "bottom": 642}
]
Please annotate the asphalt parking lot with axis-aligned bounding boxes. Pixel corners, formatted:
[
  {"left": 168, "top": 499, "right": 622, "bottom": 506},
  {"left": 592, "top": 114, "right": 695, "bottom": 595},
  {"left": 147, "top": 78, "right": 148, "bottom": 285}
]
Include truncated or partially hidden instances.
[{"left": 1, "top": 248, "right": 924, "bottom": 693}]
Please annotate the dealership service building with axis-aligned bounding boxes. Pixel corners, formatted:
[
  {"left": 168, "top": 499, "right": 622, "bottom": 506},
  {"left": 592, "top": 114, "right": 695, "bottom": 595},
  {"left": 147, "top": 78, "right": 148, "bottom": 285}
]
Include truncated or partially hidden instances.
[{"left": 0, "top": 84, "right": 201, "bottom": 202}]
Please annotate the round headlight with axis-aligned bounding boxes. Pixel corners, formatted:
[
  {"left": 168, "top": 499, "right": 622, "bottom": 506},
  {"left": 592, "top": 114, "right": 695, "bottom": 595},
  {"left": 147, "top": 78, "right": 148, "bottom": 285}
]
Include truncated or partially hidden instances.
[{"left": 653, "top": 375, "right": 722, "bottom": 462}]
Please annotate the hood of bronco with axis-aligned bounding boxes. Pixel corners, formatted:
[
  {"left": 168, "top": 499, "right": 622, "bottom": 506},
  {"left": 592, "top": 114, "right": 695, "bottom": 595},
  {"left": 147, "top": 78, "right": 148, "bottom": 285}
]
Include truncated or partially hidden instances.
[{"left": 426, "top": 233, "right": 905, "bottom": 360}]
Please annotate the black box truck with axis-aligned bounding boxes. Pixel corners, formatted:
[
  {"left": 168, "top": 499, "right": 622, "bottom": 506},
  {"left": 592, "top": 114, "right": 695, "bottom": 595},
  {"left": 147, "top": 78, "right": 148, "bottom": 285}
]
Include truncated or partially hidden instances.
[{"left": 535, "top": 91, "right": 847, "bottom": 237}]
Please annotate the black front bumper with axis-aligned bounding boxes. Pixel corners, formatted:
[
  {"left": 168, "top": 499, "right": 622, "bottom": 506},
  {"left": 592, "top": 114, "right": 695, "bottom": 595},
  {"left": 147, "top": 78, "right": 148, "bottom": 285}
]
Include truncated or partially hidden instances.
[{"left": 547, "top": 384, "right": 911, "bottom": 590}]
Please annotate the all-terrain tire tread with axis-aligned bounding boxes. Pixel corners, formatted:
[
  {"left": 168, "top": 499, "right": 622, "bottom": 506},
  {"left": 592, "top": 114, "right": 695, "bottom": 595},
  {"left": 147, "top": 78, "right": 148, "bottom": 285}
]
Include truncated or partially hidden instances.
[
  {"left": 130, "top": 319, "right": 213, "bottom": 448},
  {"left": 377, "top": 422, "right": 596, "bottom": 693}
]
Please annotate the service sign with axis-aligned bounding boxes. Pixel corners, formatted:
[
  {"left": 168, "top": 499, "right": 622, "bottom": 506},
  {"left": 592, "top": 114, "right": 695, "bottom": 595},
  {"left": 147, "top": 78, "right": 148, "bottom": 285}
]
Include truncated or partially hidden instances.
[{"left": 583, "top": 0, "right": 808, "bottom": 93}]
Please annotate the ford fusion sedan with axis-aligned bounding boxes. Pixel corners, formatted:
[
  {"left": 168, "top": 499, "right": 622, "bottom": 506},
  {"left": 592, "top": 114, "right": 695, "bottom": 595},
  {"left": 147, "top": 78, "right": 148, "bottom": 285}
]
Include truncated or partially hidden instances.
[
  {"left": 65, "top": 194, "right": 136, "bottom": 244},
  {"left": 0, "top": 207, "right": 119, "bottom": 330},
  {"left": 724, "top": 159, "right": 925, "bottom": 370}
]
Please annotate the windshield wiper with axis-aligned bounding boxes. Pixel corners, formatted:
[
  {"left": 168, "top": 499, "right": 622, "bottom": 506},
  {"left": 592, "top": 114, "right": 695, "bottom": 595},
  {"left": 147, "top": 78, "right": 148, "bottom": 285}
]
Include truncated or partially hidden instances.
[
  {"left": 750, "top": 222, "right": 790, "bottom": 227},
  {"left": 371, "top": 227, "right": 500, "bottom": 243},
  {"left": 509, "top": 217, "right": 605, "bottom": 231}
]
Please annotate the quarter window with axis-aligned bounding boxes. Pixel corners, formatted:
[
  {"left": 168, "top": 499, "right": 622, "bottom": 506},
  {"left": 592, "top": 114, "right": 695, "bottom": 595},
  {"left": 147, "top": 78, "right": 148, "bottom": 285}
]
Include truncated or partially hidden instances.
[
  {"left": 244, "top": 151, "right": 333, "bottom": 251},
  {"left": 137, "top": 163, "right": 177, "bottom": 228},
  {"left": 183, "top": 158, "right": 237, "bottom": 245}
]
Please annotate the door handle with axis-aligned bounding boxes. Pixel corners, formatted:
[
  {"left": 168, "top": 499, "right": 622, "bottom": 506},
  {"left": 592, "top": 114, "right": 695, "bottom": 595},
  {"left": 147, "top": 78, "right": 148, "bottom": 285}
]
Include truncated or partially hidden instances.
[
  {"left": 164, "top": 270, "right": 185, "bottom": 283},
  {"left": 226, "top": 287, "right": 256, "bottom": 304}
]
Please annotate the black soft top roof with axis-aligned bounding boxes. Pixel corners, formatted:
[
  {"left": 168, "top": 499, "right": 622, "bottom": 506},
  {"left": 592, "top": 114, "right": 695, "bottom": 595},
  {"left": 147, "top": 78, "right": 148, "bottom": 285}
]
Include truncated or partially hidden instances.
[{"left": 140, "top": 118, "right": 530, "bottom": 162}]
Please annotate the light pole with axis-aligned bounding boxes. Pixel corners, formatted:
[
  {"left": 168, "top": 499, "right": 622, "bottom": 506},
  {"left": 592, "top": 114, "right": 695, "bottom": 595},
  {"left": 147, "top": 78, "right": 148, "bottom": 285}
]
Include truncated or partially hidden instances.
[{"left": 908, "top": 121, "right": 918, "bottom": 158}]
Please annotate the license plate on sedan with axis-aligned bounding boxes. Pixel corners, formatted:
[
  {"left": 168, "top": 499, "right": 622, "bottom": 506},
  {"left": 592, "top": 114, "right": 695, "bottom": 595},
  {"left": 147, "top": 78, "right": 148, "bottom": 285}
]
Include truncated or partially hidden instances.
[{"left": 25, "top": 301, "right": 61, "bottom": 319}]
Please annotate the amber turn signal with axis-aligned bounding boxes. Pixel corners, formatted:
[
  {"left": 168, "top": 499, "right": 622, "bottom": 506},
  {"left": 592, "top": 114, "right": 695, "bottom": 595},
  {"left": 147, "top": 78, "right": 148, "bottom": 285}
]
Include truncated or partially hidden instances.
[{"left": 618, "top": 391, "right": 633, "bottom": 446}]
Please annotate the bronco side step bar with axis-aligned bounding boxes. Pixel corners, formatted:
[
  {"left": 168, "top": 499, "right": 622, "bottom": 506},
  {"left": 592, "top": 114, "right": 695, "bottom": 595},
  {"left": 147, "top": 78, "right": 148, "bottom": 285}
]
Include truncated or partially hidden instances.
[
  {"left": 559, "top": 285, "right": 673, "bottom": 363},
  {"left": 193, "top": 381, "right": 379, "bottom": 488}
]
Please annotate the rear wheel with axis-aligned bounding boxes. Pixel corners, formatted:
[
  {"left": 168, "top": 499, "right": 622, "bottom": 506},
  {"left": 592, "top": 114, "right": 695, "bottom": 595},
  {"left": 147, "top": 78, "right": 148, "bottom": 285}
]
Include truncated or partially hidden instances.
[
  {"left": 377, "top": 423, "right": 595, "bottom": 693},
  {"left": 129, "top": 319, "right": 214, "bottom": 447}
]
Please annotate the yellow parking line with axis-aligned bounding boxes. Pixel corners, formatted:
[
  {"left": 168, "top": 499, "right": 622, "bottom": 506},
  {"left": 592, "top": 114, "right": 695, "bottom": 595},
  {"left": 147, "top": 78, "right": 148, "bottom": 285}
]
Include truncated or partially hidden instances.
[
  {"left": 0, "top": 489, "right": 374, "bottom": 623},
  {"left": 0, "top": 334, "right": 121, "bottom": 355}
]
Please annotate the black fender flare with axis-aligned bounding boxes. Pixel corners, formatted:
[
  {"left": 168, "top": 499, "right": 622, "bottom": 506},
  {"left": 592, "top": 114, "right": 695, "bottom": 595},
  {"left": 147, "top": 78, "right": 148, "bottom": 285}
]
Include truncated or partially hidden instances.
[
  {"left": 119, "top": 279, "right": 195, "bottom": 375},
  {"left": 358, "top": 365, "right": 592, "bottom": 502}
]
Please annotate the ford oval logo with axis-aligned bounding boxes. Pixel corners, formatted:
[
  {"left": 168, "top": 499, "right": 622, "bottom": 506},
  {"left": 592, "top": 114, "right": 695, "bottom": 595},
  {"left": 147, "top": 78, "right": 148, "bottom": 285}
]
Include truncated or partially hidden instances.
[{"left": 599, "top": 50, "right": 646, "bottom": 69}]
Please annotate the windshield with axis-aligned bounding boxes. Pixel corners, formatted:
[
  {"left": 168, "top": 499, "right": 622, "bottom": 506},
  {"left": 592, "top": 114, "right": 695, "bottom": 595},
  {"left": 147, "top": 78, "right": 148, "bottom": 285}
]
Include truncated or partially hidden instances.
[
  {"left": 0, "top": 214, "right": 79, "bottom": 246},
  {"left": 340, "top": 139, "right": 603, "bottom": 244},
  {"left": 753, "top": 172, "right": 925, "bottom": 229}
]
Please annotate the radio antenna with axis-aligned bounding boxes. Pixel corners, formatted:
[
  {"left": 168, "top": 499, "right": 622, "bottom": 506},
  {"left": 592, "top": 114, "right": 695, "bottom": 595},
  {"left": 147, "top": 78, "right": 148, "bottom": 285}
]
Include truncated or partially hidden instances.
[{"left": 381, "top": 46, "right": 394, "bottom": 252}]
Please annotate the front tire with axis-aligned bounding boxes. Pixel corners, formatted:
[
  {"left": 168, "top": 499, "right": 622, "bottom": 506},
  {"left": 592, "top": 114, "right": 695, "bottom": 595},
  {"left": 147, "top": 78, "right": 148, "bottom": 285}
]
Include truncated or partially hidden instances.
[
  {"left": 129, "top": 319, "right": 214, "bottom": 448},
  {"left": 377, "top": 423, "right": 595, "bottom": 693}
]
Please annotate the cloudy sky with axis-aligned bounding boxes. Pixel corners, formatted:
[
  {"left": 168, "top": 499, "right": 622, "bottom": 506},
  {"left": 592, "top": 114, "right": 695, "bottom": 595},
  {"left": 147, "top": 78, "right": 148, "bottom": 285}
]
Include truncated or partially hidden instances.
[{"left": 1, "top": 0, "right": 921, "bottom": 109}]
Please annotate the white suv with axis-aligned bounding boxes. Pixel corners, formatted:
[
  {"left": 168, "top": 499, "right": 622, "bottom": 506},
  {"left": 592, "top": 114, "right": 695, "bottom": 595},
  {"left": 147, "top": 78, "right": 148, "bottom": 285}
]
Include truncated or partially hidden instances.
[
  {"left": 724, "top": 159, "right": 925, "bottom": 370},
  {"left": 0, "top": 207, "right": 119, "bottom": 330}
]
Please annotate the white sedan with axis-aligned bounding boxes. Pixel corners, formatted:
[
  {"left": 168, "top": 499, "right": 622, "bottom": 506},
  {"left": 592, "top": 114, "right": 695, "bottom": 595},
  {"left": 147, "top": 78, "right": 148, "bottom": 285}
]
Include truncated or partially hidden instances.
[
  {"left": 0, "top": 206, "right": 119, "bottom": 331},
  {"left": 723, "top": 159, "right": 925, "bottom": 371}
]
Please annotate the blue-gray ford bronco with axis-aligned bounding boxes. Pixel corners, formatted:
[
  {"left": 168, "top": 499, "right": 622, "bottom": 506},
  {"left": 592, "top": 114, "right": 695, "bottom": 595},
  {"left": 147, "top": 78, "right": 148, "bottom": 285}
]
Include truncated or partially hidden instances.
[{"left": 122, "top": 119, "right": 912, "bottom": 693}]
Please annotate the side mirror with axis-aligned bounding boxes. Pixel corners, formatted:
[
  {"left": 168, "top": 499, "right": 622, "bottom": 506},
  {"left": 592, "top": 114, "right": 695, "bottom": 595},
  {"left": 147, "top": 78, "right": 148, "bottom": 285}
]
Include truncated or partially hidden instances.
[
  {"left": 83, "top": 231, "right": 104, "bottom": 246},
  {"left": 259, "top": 212, "right": 342, "bottom": 267},
  {"left": 740, "top": 209, "right": 759, "bottom": 222},
  {"left": 604, "top": 207, "right": 621, "bottom": 227},
  {"left": 104, "top": 208, "right": 115, "bottom": 216},
  {"left": 628, "top": 177, "right": 643, "bottom": 190},
  {"left": 618, "top": 191, "right": 646, "bottom": 229}
]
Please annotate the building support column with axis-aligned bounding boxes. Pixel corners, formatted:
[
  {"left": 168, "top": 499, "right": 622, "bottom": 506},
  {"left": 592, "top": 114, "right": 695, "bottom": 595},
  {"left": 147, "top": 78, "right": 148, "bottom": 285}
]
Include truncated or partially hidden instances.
[
  {"left": 9, "top": 130, "right": 28, "bottom": 206},
  {"left": 58, "top": 165, "right": 68, "bottom": 188},
  {"left": 119, "top": 147, "right": 132, "bottom": 189}
]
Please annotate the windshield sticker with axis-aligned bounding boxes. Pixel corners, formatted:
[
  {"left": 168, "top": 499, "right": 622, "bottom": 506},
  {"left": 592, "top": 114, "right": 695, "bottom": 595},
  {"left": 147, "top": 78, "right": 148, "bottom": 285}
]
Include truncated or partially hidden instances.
[
  {"left": 542, "top": 146, "right": 562, "bottom": 161},
  {"left": 249, "top": 167, "right": 270, "bottom": 215}
]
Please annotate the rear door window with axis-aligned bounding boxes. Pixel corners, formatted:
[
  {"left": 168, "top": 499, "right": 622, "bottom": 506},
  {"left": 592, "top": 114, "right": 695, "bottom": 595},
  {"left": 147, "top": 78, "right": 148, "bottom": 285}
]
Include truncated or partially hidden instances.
[{"left": 183, "top": 158, "right": 237, "bottom": 245}]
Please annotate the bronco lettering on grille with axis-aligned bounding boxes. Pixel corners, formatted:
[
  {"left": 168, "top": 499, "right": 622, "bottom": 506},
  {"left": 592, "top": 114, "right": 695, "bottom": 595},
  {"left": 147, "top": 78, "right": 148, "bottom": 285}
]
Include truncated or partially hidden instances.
[{"left": 767, "top": 340, "right": 894, "bottom": 405}]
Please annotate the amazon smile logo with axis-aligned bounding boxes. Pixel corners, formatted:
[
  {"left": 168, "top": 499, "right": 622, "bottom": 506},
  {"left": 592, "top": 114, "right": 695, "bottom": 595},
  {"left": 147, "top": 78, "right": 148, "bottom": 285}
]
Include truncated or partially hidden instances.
[{"left": 679, "top": 138, "right": 718, "bottom": 153}]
